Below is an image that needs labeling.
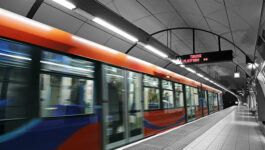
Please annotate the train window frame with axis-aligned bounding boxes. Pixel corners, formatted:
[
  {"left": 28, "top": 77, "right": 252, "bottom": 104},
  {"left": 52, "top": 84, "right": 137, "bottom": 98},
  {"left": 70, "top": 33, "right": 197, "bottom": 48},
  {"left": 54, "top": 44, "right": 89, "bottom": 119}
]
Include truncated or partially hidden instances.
[
  {"left": 143, "top": 74, "right": 161, "bottom": 111},
  {"left": 0, "top": 37, "right": 38, "bottom": 123},
  {"left": 39, "top": 50, "right": 97, "bottom": 118},
  {"left": 174, "top": 82, "right": 185, "bottom": 108},
  {"left": 161, "top": 79, "right": 174, "bottom": 109},
  {"left": 185, "top": 85, "right": 199, "bottom": 106}
]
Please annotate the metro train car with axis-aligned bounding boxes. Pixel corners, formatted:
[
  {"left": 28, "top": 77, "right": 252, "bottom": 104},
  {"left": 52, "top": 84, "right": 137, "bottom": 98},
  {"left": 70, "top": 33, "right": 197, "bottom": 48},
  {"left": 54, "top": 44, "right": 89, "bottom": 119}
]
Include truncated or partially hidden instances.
[{"left": 0, "top": 8, "right": 222, "bottom": 150}]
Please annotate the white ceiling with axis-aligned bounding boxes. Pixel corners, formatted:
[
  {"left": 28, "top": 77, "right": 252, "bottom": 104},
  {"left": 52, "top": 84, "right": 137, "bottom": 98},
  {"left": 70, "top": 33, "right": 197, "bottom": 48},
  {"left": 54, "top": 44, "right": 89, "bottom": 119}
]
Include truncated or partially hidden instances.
[{"left": 0, "top": 0, "right": 263, "bottom": 90}]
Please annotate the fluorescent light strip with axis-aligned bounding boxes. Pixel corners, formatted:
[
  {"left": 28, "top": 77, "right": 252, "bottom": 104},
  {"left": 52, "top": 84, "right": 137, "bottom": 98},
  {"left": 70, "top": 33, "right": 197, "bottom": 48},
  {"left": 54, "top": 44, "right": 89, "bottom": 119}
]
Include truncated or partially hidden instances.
[
  {"left": 186, "top": 67, "right": 196, "bottom": 73},
  {"left": 41, "top": 60, "right": 94, "bottom": 72},
  {"left": 180, "top": 64, "right": 185, "bottom": 68},
  {"left": 144, "top": 45, "right": 168, "bottom": 58},
  {"left": 171, "top": 59, "right": 182, "bottom": 65},
  {"left": 0, "top": 8, "right": 51, "bottom": 31},
  {"left": 93, "top": 17, "right": 138, "bottom": 43},
  {"left": 204, "top": 77, "right": 209, "bottom": 81},
  {"left": 72, "top": 36, "right": 119, "bottom": 54},
  {"left": 197, "top": 73, "right": 204, "bottom": 78},
  {"left": 0, "top": 52, "right": 31, "bottom": 61},
  {"left": 52, "top": 0, "right": 76, "bottom": 10}
]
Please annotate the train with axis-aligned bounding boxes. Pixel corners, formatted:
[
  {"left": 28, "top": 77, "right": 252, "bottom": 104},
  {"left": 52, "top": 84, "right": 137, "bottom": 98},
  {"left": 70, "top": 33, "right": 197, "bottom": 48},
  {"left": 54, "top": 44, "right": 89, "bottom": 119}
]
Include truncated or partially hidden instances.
[{"left": 0, "top": 8, "right": 222, "bottom": 150}]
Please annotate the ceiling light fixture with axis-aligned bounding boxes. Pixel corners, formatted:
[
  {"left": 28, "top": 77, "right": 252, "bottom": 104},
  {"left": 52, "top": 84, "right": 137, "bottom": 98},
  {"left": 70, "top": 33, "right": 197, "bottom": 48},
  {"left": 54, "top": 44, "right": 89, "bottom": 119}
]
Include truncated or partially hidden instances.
[
  {"left": 180, "top": 64, "right": 185, "bottom": 68},
  {"left": 234, "top": 72, "right": 240, "bottom": 78},
  {"left": 93, "top": 17, "right": 138, "bottom": 43},
  {"left": 171, "top": 58, "right": 182, "bottom": 65},
  {"left": 144, "top": 45, "right": 168, "bottom": 58},
  {"left": 234, "top": 65, "right": 240, "bottom": 78},
  {"left": 247, "top": 63, "right": 257, "bottom": 69},
  {"left": 197, "top": 73, "right": 204, "bottom": 78},
  {"left": 52, "top": 0, "right": 76, "bottom": 10},
  {"left": 204, "top": 77, "right": 209, "bottom": 81},
  {"left": 186, "top": 67, "right": 196, "bottom": 73}
]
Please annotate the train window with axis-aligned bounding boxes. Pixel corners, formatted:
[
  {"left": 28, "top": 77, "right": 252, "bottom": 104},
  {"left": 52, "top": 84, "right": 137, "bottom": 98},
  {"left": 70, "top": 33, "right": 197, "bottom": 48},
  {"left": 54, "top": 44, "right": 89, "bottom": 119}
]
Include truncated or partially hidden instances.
[
  {"left": 103, "top": 65, "right": 125, "bottom": 143},
  {"left": 143, "top": 75, "right": 160, "bottom": 110},
  {"left": 40, "top": 51, "right": 94, "bottom": 117},
  {"left": 128, "top": 71, "right": 141, "bottom": 111},
  {"left": 41, "top": 51, "right": 94, "bottom": 78},
  {"left": 208, "top": 92, "right": 213, "bottom": 105},
  {"left": 162, "top": 90, "right": 174, "bottom": 108},
  {"left": 185, "top": 86, "right": 199, "bottom": 106},
  {"left": 200, "top": 90, "right": 208, "bottom": 107},
  {"left": 143, "top": 75, "right": 159, "bottom": 87},
  {"left": 127, "top": 71, "right": 142, "bottom": 137},
  {"left": 162, "top": 80, "right": 172, "bottom": 90},
  {"left": 193, "top": 88, "right": 199, "bottom": 106},
  {"left": 175, "top": 83, "right": 184, "bottom": 108},
  {"left": 144, "top": 88, "right": 160, "bottom": 110},
  {"left": 213, "top": 93, "right": 218, "bottom": 106},
  {"left": 208, "top": 91, "right": 213, "bottom": 113},
  {"left": 0, "top": 39, "right": 31, "bottom": 67},
  {"left": 162, "top": 80, "right": 173, "bottom": 109},
  {"left": 185, "top": 86, "right": 199, "bottom": 121},
  {"left": 185, "top": 86, "right": 191, "bottom": 107},
  {"left": 0, "top": 39, "right": 32, "bottom": 120}
]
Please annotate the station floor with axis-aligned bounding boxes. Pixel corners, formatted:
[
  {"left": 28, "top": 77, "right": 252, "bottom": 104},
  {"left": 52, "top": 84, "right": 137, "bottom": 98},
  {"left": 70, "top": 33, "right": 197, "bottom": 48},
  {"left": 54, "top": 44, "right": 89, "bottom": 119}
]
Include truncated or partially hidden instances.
[{"left": 117, "top": 106, "right": 265, "bottom": 150}]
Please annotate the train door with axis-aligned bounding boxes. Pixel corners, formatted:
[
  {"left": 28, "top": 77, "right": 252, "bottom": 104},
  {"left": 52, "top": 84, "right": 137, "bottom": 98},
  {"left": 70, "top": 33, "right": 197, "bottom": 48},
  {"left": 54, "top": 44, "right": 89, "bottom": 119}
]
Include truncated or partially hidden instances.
[
  {"left": 185, "top": 86, "right": 195, "bottom": 121},
  {"left": 185, "top": 86, "right": 199, "bottom": 122},
  {"left": 102, "top": 65, "right": 143, "bottom": 150},
  {"left": 208, "top": 91, "right": 213, "bottom": 114},
  {"left": 127, "top": 71, "right": 143, "bottom": 142}
]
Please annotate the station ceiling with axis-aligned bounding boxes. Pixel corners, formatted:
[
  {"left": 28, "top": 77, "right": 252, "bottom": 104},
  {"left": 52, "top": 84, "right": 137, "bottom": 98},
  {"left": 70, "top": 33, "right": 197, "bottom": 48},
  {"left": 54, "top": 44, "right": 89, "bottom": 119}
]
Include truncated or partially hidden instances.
[{"left": 0, "top": 0, "right": 263, "bottom": 92}]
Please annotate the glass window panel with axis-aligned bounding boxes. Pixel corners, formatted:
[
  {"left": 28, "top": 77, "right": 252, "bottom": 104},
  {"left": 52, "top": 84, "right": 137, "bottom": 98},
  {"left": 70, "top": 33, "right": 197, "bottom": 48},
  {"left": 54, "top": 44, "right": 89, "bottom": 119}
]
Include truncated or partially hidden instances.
[
  {"left": 200, "top": 90, "right": 208, "bottom": 107},
  {"left": 162, "top": 80, "right": 172, "bottom": 90},
  {"left": 144, "top": 88, "right": 160, "bottom": 110},
  {"left": 186, "top": 86, "right": 199, "bottom": 107},
  {"left": 129, "top": 112, "right": 142, "bottom": 137},
  {"left": 193, "top": 88, "right": 199, "bottom": 106},
  {"left": 127, "top": 71, "right": 142, "bottom": 137},
  {"left": 185, "top": 86, "right": 191, "bottom": 106},
  {"left": 163, "top": 90, "right": 174, "bottom": 108},
  {"left": 103, "top": 65, "right": 125, "bottom": 143},
  {"left": 128, "top": 71, "right": 141, "bottom": 111},
  {"left": 143, "top": 75, "right": 159, "bottom": 87},
  {"left": 0, "top": 39, "right": 31, "bottom": 67},
  {"left": 41, "top": 51, "right": 94, "bottom": 78},
  {"left": 40, "top": 74, "right": 94, "bottom": 117},
  {"left": 213, "top": 93, "right": 218, "bottom": 106},
  {"left": 208, "top": 92, "right": 213, "bottom": 105},
  {"left": 175, "top": 83, "right": 183, "bottom": 92},
  {"left": 175, "top": 91, "right": 184, "bottom": 108},
  {"left": 0, "top": 39, "right": 32, "bottom": 121}
]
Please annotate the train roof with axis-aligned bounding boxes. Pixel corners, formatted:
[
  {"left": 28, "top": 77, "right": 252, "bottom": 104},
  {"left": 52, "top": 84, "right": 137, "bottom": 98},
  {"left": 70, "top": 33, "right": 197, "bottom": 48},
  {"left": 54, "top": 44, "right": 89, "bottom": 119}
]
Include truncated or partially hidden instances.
[{"left": 0, "top": 8, "right": 221, "bottom": 93}]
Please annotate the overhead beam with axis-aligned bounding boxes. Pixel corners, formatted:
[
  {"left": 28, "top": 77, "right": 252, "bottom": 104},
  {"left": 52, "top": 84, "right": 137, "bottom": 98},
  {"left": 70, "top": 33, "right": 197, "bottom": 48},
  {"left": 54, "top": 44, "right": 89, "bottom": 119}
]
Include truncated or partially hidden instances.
[{"left": 26, "top": 0, "right": 44, "bottom": 19}]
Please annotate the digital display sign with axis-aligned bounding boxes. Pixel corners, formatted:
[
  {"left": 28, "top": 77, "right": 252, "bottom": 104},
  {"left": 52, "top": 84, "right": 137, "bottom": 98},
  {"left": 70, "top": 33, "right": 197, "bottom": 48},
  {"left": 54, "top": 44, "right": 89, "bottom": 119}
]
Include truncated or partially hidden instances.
[{"left": 176, "top": 50, "right": 233, "bottom": 65}]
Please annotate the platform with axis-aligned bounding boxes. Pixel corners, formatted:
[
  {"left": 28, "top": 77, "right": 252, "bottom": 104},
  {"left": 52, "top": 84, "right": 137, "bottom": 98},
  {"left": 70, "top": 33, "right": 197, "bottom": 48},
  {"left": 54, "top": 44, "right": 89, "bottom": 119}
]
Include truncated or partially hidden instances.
[{"left": 117, "top": 106, "right": 265, "bottom": 150}]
